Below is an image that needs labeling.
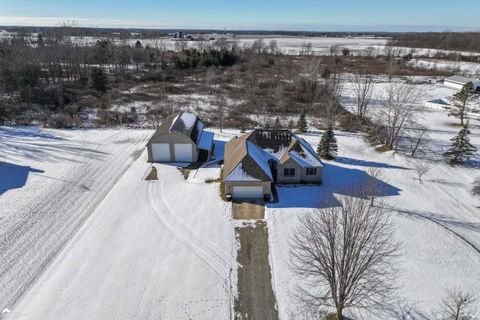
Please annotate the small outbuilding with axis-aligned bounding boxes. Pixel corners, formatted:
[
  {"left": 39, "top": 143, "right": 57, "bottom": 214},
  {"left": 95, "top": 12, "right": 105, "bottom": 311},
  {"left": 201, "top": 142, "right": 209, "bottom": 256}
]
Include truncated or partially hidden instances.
[
  {"left": 146, "top": 112, "right": 214, "bottom": 163},
  {"left": 444, "top": 76, "right": 480, "bottom": 91}
]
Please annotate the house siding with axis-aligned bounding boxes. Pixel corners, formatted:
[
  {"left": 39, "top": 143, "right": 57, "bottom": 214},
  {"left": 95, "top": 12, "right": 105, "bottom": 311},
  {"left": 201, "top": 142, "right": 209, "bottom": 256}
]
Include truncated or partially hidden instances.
[
  {"left": 147, "top": 133, "right": 199, "bottom": 163},
  {"left": 277, "top": 159, "right": 302, "bottom": 184},
  {"left": 301, "top": 166, "right": 323, "bottom": 184}
]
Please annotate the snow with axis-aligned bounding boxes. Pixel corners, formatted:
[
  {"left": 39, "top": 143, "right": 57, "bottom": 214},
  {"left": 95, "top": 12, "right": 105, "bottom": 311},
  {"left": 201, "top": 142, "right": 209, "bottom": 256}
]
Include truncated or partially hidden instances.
[
  {"left": 288, "top": 144, "right": 324, "bottom": 168},
  {"left": 178, "top": 112, "right": 198, "bottom": 131},
  {"left": 197, "top": 130, "right": 215, "bottom": 151},
  {"left": 408, "top": 58, "right": 480, "bottom": 77},
  {"left": 266, "top": 103, "right": 480, "bottom": 319},
  {"left": 246, "top": 141, "right": 275, "bottom": 180},
  {"left": 5, "top": 133, "right": 236, "bottom": 319},
  {"left": 2, "top": 86, "right": 480, "bottom": 319},
  {"left": 0, "top": 127, "right": 151, "bottom": 315},
  {"left": 224, "top": 162, "right": 262, "bottom": 182}
]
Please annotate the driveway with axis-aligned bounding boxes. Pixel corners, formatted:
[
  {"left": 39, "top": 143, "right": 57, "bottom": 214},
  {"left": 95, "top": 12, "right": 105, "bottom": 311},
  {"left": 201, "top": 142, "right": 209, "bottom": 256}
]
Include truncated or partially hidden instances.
[{"left": 233, "top": 200, "right": 265, "bottom": 220}]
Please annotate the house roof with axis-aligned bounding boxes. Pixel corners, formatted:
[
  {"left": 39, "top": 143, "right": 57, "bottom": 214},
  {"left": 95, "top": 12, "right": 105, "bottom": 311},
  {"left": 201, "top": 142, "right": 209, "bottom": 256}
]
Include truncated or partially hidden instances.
[
  {"left": 223, "top": 129, "right": 323, "bottom": 182},
  {"left": 445, "top": 76, "right": 480, "bottom": 85},
  {"left": 223, "top": 134, "right": 274, "bottom": 182},
  {"left": 278, "top": 137, "right": 324, "bottom": 168},
  {"left": 149, "top": 111, "right": 205, "bottom": 144},
  {"left": 197, "top": 130, "right": 214, "bottom": 151}
]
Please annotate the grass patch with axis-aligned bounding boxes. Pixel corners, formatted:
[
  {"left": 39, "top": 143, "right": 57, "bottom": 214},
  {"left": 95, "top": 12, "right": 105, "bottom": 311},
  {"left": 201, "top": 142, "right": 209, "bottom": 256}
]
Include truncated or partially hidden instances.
[
  {"left": 177, "top": 167, "right": 191, "bottom": 180},
  {"left": 145, "top": 166, "right": 158, "bottom": 181},
  {"left": 375, "top": 144, "right": 391, "bottom": 152}
]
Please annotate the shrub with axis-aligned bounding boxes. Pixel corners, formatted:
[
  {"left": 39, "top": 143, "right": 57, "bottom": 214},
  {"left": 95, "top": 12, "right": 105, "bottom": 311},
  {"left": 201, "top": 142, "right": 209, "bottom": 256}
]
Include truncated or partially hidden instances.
[
  {"left": 47, "top": 113, "right": 75, "bottom": 128},
  {"left": 473, "top": 178, "right": 480, "bottom": 197}
]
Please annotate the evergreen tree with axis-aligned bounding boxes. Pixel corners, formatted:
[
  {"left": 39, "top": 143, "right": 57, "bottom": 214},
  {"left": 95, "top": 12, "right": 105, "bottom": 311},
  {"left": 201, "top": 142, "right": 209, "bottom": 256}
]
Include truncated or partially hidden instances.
[
  {"left": 87, "top": 67, "right": 108, "bottom": 92},
  {"left": 317, "top": 127, "right": 338, "bottom": 160},
  {"left": 273, "top": 116, "right": 281, "bottom": 129},
  {"left": 443, "top": 124, "right": 477, "bottom": 166},
  {"left": 288, "top": 119, "right": 295, "bottom": 129},
  {"left": 448, "top": 82, "right": 479, "bottom": 126},
  {"left": 265, "top": 119, "right": 272, "bottom": 129},
  {"left": 296, "top": 111, "right": 308, "bottom": 133}
]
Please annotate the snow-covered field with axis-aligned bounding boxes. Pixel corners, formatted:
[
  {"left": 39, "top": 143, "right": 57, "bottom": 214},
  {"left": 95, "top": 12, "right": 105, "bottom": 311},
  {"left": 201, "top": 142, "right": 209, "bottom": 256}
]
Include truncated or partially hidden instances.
[
  {"left": 408, "top": 58, "right": 480, "bottom": 77},
  {"left": 2, "top": 86, "right": 480, "bottom": 319},
  {"left": 0, "top": 128, "right": 151, "bottom": 315}
]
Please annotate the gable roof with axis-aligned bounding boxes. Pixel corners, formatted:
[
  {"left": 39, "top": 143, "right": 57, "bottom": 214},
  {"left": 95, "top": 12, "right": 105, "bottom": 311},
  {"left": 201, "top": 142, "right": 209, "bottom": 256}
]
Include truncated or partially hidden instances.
[
  {"left": 223, "top": 134, "right": 274, "bottom": 182},
  {"left": 278, "top": 137, "right": 324, "bottom": 168},
  {"left": 223, "top": 129, "right": 323, "bottom": 182},
  {"left": 148, "top": 111, "right": 205, "bottom": 144}
]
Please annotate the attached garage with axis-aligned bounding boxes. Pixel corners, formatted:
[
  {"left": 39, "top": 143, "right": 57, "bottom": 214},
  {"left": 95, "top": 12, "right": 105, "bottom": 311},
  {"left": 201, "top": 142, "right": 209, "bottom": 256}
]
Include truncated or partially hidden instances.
[
  {"left": 151, "top": 143, "right": 170, "bottom": 162},
  {"left": 173, "top": 144, "right": 193, "bottom": 162},
  {"left": 232, "top": 186, "right": 264, "bottom": 199}
]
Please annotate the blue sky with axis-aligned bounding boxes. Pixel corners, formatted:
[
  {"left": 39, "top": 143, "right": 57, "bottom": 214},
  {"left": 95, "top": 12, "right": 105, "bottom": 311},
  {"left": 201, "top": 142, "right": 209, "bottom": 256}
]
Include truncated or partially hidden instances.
[{"left": 0, "top": 0, "right": 479, "bottom": 31}]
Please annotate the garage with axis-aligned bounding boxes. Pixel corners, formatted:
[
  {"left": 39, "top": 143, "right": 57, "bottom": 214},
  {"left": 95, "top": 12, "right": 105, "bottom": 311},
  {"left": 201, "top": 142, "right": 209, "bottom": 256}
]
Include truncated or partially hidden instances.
[
  {"left": 151, "top": 143, "right": 170, "bottom": 162},
  {"left": 232, "top": 186, "right": 264, "bottom": 199},
  {"left": 174, "top": 144, "right": 193, "bottom": 162}
]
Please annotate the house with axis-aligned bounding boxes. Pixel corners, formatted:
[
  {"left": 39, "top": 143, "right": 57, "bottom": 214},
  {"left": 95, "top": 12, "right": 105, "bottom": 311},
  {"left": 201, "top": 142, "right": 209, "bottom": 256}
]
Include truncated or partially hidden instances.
[
  {"left": 146, "top": 112, "right": 214, "bottom": 163},
  {"left": 444, "top": 76, "right": 480, "bottom": 91},
  {"left": 223, "top": 129, "right": 324, "bottom": 200}
]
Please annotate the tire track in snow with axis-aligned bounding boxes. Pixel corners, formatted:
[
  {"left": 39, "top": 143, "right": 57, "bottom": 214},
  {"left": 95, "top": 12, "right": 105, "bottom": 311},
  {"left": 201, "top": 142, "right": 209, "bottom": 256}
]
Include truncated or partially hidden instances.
[
  {"left": 158, "top": 181, "right": 235, "bottom": 271},
  {"left": 0, "top": 131, "right": 150, "bottom": 312},
  {"left": 147, "top": 181, "right": 235, "bottom": 277},
  {"left": 391, "top": 206, "right": 480, "bottom": 255}
]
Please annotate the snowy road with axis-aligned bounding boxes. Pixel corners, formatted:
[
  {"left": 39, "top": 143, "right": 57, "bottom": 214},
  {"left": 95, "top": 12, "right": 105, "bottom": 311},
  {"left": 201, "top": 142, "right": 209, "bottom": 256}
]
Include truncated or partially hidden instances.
[{"left": 0, "top": 128, "right": 150, "bottom": 312}]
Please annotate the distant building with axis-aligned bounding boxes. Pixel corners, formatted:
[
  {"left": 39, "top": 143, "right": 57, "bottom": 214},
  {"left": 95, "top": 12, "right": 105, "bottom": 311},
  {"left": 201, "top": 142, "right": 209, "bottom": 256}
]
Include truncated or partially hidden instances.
[
  {"left": 425, "top": 99, "right": 449, "bottom": 110},
  {"left": 444, "top": 76, "right": 480, "bottom": 91}
]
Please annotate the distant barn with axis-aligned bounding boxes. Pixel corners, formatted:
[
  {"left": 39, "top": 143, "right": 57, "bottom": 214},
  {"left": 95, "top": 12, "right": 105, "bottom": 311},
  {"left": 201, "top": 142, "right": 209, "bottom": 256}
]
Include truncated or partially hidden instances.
[{"left": 444, "top": 76, "right": 480, "bottom": 91}]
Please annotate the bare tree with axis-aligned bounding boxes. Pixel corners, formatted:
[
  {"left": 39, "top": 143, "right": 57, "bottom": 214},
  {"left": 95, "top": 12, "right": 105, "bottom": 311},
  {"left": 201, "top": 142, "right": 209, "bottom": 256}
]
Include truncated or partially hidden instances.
[
  {"left": 323, "top": 57, "right": 344, "bottom": 127},
  {"left": 352, "top": 70, "right": 374, "bottom": 118},
  {"left": 376, "top": 83, "right": 424, "bottom": 151},
  {"left": 441, "top": 288, "right": 476, "bottom": 320},
  {"left": 367, "top": 167, "right": 383, "bottom": 206},
  {"left": 413, "top": 162, "right": 429, "bottom": 183},
  {"left": 409, "top": 126, "right": 428, "bottom": 158},
  {"left": 215, "top": 95, "right": 227, "bottom": 133},
  {"left": 290, "top": 194, "right": 399, "bottom": 320},
  {"left": 300, "top": 42, "right": 313, "bottom": 56}
]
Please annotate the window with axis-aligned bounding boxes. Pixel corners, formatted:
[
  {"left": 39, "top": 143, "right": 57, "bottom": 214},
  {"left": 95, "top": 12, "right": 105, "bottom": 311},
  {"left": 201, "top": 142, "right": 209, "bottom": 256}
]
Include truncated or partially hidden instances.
[
  {"left": 283, "top": 168, "right": 295, "bottom": 177},
  {"left": 306, "top": 168, "right": 317, "bottom": 175}
]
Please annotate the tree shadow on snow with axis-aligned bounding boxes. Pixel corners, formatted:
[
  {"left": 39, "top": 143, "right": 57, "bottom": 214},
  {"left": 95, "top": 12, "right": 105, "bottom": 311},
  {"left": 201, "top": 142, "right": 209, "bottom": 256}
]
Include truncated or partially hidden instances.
[
  {"left": 335, "top": 157, "right": 409, "bottom": 170},
  {"left": 0, "top": 161, "right": 45, "bottom": 196},
  {"left": 267, "top": 162, "right": 401, "bottom": 209},
  {"left": 0, "top": 126, "right": 63, "bottom": 140}
]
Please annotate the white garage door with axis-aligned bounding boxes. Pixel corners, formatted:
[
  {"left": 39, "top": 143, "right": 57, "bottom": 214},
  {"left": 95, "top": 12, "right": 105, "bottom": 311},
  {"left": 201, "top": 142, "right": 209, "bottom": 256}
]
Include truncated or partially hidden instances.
[
  {"left": 174, "top": 144, "right": 193, "bottom": 162},
  {"left": 151, "top": 143, "right": 170, "bottom": 162},
  {"left": 232, "top": 186, "right": 264, "bottom": 199}
]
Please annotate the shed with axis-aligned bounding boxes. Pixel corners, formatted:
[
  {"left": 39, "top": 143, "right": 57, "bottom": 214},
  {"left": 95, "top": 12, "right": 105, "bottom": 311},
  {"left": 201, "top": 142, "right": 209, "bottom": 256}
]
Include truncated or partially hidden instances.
[{"left": 444, "top": 76, "right": 480, "bottom": 91}]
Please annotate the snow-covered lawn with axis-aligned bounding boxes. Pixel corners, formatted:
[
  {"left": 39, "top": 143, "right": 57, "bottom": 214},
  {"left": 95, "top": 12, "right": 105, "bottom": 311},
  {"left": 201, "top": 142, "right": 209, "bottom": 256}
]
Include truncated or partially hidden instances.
[
  {"left": 268, "top": 110, "right": 480, "bottom": 318},
  {"left": 2, "top": 94, "right": 480, "bottom": 319},
  {"left": 3, "top": 129, "right": 236, "bottom": 319},
  {"left": 0, "top": 127, "right": 151, "bottom": 315}
]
